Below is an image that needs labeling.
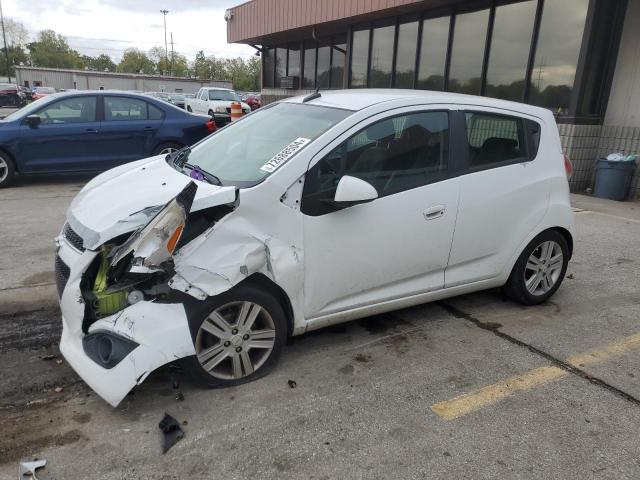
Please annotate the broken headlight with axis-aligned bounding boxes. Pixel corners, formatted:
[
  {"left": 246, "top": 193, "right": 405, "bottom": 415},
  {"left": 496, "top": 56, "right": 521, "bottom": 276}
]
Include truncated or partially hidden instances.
[{"left": 109, "top": 182, "right": 197, "bottom": 274}]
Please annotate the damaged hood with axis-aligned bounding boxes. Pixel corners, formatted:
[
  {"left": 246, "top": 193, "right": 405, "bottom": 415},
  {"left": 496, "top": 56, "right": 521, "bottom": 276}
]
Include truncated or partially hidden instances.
[{"left": 67, "top": 156, "right": 237, "bottom": 250}]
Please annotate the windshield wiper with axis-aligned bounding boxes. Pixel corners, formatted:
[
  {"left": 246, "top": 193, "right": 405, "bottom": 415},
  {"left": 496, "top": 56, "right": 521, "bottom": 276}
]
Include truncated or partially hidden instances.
[
  {"left": 182, "top": 163, "right": 223, "bottom": 186},
  {"left": 167, "top": 146, "right": 191, "bottom": 168}
]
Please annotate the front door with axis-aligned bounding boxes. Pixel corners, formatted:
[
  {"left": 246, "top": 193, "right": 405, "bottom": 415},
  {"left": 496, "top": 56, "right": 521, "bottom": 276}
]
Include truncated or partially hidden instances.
[
  {"left": 18, "top": 95, "right": 101, "bottom": 173},
  {"left": 301, "top": 109, "right": 460, "bottom": 319}
]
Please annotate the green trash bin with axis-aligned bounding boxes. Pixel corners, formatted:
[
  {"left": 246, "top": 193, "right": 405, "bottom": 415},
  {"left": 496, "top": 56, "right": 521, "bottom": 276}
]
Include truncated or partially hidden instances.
[{"left": 593, "top": 158, "right": 636, "bottom": 201}]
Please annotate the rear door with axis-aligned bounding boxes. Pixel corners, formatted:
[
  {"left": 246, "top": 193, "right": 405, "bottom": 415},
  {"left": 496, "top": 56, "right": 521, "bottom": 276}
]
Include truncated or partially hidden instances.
[
  {"left": 445, "top": 108, "right": 548, "bottom": 287},
  {"left": 97, "top": 96, "right": 164, "bottom": 168},
  {"left": 18, "top": 95, "right": 101, "bottom": 173},
  {"left": 302, "top": 108, "right": 460, "bottom": 318}
]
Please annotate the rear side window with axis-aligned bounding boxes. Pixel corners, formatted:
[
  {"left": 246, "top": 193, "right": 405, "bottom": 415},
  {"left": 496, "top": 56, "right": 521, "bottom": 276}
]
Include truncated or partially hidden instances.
[
  {"left": 36, "top": 96, "right": 97, "bottom": 124},
  {"left": 302, "top": 111, "right": 449, "bottom": 216},
  {"left": 148, "top": 103, "right": 164, "bottom": 120},
  {"left": 105, "top": 97, "right": 147, "bottom": 121},
  {"left": 464, "top": 112, "right": 531, "bottom": 168}
]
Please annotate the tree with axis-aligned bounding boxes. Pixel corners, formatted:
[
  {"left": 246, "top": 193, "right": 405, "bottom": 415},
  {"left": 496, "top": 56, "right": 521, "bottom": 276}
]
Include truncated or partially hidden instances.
[
  {"left": 149, "top": 45, "right": 169, "bottom": 74},
  {"left": 4, "top": 18, "right": 28, "bottom": 47},
  {"left": 192, "top": 50, "right": 209, "bottom": 80},
  {"left": 80, "top": 54, "right": 117, "bottom": 72},
  {"left": 171, "top": 53, "right": 189, "bottom": 77},
  {"left": 28, "top": 30, "right": 83, "bottom": 69},
  {"left": 117, "top": 48, "right": 155, "bottom": 74}
]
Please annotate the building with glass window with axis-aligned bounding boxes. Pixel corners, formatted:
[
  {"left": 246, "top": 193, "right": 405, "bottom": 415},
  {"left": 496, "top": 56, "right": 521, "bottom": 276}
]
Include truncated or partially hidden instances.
[{"left": 226, "top": 0, "right": 640, "bottom": 198}]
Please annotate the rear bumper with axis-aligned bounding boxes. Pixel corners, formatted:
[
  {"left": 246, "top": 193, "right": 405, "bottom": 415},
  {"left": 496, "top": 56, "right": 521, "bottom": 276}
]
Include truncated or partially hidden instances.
[{"left": 56, "top": 234, "right": 196, "bottom": 407}]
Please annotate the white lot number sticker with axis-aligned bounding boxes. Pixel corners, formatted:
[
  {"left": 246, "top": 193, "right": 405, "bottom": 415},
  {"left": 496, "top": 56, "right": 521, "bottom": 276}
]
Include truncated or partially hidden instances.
[{"left": 260, "top": 137, "right": 311, "bottom": 173}]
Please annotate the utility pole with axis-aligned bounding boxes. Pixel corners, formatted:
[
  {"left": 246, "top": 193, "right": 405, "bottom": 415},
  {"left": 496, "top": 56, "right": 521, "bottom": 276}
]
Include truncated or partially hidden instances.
[
  {"left": 0, "top": 0, "right": 11, "bottom": 83},
  {"left": 160, "top": 9, "right": 169, "bottom": 76},
  {"left": 170, "top": 32, "right": 174, "bottom": 77}
]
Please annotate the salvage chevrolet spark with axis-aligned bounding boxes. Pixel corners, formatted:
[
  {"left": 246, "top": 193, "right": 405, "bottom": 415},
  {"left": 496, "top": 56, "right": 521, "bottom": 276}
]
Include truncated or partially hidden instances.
[{"left": 56, "top": 90, "right": 574, "bottom": 406}]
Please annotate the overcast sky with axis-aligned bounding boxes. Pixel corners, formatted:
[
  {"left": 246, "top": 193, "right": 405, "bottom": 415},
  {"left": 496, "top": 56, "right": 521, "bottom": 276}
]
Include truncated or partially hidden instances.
[{"left": 1, "top": 0, "right": 254, "bottom": 62}]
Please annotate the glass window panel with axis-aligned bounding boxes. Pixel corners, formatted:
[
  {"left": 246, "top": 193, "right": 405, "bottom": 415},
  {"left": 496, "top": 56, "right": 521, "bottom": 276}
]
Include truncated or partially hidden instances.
[
  {"left": 395, "top": 21, "right": 419, "bottom": 88},
  {"left": 275, "top": 47, "right": 287, "bottom": 88},
  {"left": 301, "top": 111, "right": 450, "bottom": 216},
  {"left": 485, "top": 1, "right": 537, "bottom": 102},
  {"left": 350, "top": 29, "right": 370, "bottom": 88},
  {"left": 317, "top": 45, "right": 331, "bottom": 89},
  {"left": 287, "top": 44, "right": 300, "bottom": 78},
  {"left": 37, "top": 96, "right": 97, "bottom": 124},
  {"left": 448, "top": 9, "right": 489, "bottom": 94},
  {"left": 417, "top": 16, "right": 450, "bottom": 90},
  {"left": 465, "top": 112, "right": 527, "bottom": 167},
  {"left": 104, "top": 97, "right": 147, "bottom": 121},
  {"left": 530, "top": 0, "right": 589, "bottom": 114},
  {"left": 263, "top": 48, "right": 274, "bottom": 88},
  {"left": 330, "top": 35, "right": 346, "bottom": 89},
  {"left": 302, "top": 42, "right": 316, "bottom": 89},
  {"left": 370, "top": 25, "right": 394, "bottom": 88}
]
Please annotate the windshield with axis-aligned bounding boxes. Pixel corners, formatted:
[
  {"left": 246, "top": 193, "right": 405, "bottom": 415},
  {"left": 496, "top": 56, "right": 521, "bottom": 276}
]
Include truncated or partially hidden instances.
[
  {"left": 35, "top": 87, "right": 55, "bottom": 93},
  {"left": 184, "top": 103, "right": 351, "bottom": 186},
  {"left": 209, "top": 90, "right": 237, "bottom": 101},
  {"left": 0, "top": 95, "right": 55, "bottom": 121},
  {"left": 0, "top": 83, "right": 16, "bottom": 90},
  {"left": 170, "top": 94, "right": 185, "bottom": 100}
]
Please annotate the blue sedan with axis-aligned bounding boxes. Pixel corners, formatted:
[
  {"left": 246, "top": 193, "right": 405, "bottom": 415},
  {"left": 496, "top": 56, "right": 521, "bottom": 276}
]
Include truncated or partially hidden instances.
[{"left": 0, "top": 90, "right": 217, "bottom": 187}]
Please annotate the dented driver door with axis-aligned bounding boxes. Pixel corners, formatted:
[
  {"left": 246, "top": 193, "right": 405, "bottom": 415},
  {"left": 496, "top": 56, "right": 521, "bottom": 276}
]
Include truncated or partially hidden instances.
[{"left": 300, "top": 108, "right": 460, "bottom": 320}]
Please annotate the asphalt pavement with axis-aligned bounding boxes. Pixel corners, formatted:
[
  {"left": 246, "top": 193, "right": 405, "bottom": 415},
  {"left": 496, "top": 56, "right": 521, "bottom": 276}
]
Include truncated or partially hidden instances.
[{"left": 1, "top": 178, "right": 639, "bottom": 479}]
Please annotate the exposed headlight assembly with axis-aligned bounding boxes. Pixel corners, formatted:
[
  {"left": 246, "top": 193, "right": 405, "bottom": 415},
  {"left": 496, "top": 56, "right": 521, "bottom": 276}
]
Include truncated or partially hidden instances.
[
  {"left": 215, "top": 106, "right": 227, "bottom": 113},
  {"left": 109, "top": 181, "right": 197, "bottom": 273}
]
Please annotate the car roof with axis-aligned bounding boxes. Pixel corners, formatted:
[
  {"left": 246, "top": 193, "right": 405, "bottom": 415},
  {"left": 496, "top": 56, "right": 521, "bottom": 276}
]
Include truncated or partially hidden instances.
[
  {"left": 202, "top": 87, "right": 233, "bottom": 91},
  {"left": 282, "top": 89, "right": 551, "bottom": 117}
]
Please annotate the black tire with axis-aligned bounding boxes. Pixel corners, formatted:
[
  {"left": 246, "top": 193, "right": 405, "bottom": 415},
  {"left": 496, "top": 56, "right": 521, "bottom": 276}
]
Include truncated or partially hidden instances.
[
  {"left": 0, "top": 151, "right": 15, "bottom": 188},
  {"left": 152, "top": 142, "right": 182, "bottom": 156},
  {"left": 186, "top": 105, "right": 192, "bottom": 112},
  {"left": 504, "top": 229, "right": 569, "bottom": 305},
  {"left": 183, "top": 283, "right": 288, "bottom": 388}
]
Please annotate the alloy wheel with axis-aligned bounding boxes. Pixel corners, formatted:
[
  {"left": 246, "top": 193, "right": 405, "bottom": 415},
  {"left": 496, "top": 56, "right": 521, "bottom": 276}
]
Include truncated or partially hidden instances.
[
  {"left": 0, "top": 157, "right": 8, "bottom": 183},
  {"left": 159, "top": 146, "right": 178, "bottom": 155},
  {"left": 195, "top": 301, "right": 276, "bottom": 380},
  {"left": 524, "top": 240, "right": 564, "bottom": 296}
]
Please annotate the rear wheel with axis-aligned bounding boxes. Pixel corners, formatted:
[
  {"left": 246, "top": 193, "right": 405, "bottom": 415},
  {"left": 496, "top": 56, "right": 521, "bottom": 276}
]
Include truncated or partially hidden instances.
[
  {"left": 0, "top": 152, "right": 15, "bottom": 188},
  {"left": 207, "top": 109, "right": 215, "bottom": 118},
  {"left": 152, "top": 142, "right": 182, "bottom": 156},
  {"left": 184, "top": 284, "right": 287, "bottom": 388},
  {"left": 186, "top": 105, "right": 192, "bottom": 112},
  {"left": 504, "top": 230, "right": 569, "bottom": 305}
]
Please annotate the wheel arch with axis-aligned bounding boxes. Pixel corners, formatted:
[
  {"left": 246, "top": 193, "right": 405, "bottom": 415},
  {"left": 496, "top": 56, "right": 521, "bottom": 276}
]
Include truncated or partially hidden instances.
[
  {"left": 550, "top": 226, "right": 573, "bottom": 260},
  {"left": 242, "top": 273, "right": 295, "bottom": 338},
  {"left": 0, "top": 146, "right": 17, "bottom": 173}
]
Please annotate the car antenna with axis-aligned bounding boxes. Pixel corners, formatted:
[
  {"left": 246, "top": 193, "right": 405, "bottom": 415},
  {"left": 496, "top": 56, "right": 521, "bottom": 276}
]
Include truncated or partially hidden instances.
[{"left": 302, "top": 88, "right": 321, "bottom": 103}]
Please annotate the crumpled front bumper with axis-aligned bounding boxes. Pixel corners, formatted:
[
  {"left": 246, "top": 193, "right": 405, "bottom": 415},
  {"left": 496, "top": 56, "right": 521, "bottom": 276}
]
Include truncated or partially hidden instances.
[{"left": 57, "top": 235, "right": 196, "bottom": 407}]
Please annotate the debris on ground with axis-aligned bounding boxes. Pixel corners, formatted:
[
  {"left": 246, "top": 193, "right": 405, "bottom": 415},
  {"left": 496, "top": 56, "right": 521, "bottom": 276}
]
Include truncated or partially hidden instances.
[
  {"left": 175, "top": 392, "right": 184, "bottom": 402},
  {"left": 41, "top": 354, "right": 55, "bottom": 361},
  {"left": 19, "top": 458, "right": 47, "bottom": 479},
  {"left": 159, "top": 413, "right": 184, "bottom": 454},
  {"left": 287, "top": 380, "right": 297, "bottom": 389},
  {"left": 54, "top": 387, "right": 63, "bottom": 393},
  {"left": 567, "top": 273, "right": 575, "bottom": 279},
  {"left": 55, "top": 359, "right": 63, "bottom": 365}
]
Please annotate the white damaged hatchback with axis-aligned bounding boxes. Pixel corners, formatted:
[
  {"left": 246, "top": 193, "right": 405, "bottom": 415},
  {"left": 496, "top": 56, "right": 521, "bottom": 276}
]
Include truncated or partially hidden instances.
[{"left": 56, "top": 90, "right": 574, "bottom": 406}]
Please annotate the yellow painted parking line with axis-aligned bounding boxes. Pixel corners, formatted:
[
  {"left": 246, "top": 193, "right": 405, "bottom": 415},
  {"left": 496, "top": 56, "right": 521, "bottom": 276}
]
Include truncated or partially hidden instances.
[{"left": 432, "top": 332, "right": 640, "bottom": 421}]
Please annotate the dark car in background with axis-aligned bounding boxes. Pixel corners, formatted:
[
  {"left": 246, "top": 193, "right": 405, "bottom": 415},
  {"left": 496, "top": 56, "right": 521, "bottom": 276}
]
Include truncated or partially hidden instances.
[
  {"left": 0, "top": 84, "right": 26, "bottom": 107},
  {"left": 243, "top": 94, "right": 261, "bottom": 111},
  {"left": 0, "top": 91, "right": 216, "bottom": 187}
]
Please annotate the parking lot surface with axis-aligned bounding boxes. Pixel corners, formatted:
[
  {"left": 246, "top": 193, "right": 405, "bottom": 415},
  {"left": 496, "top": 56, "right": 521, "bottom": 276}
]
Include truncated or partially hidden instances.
[{"left": 1, "top": 177, "right": 639, "bottom": 479}]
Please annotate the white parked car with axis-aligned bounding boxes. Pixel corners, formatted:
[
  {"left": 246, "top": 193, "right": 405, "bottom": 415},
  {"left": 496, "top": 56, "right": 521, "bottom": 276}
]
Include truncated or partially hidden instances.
[
  {"left": 185, "top": 87, "right": 251, "bottom": 124},
  {"left": 56, "top": 90, "right": 574, "bottom": 406}
]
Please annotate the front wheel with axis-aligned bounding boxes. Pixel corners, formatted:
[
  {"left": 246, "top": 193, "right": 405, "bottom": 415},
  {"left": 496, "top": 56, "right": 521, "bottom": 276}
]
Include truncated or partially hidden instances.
[
  {"left": 504, "top": 230, "right": 569, "bottom": 305},
  {"left": 0, "top": 151, "right": 15, "bottom": 188},
  {"left": 186, "top": 105, "right": 192, "bottom": 112},
  {"left": 184, "top": 284, "right": 287, "bottom": 388}
]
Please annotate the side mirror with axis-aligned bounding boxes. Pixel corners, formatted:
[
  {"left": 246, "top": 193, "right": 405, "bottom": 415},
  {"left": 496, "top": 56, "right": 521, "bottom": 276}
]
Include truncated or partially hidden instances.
[
  {"left": 25, "top": 114, "right": 41, "bottom": 127},
  {"left": 333, "top": 175, "right": 378, "bottom": 205}
]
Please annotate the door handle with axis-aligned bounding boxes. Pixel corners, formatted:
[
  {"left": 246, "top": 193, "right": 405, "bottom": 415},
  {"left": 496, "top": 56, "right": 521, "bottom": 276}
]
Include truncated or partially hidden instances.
[
  {"left": 144, "top": 126, "right": 154, "bottom": 130},
  {"left": 85, "top": 128, "right": 99, "bottom": 134},
  {"left": 423, "top": 205, "right": 446, "bottom": 220}
]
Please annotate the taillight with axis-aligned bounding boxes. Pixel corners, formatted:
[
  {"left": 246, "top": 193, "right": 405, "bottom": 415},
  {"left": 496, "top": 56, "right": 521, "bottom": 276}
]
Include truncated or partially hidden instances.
[
  {"left": 563, "top": 154, "right": 573, "bottom": 179},
  {"left": 205, "top": 120, "right": 216, "bottom": 133}
]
